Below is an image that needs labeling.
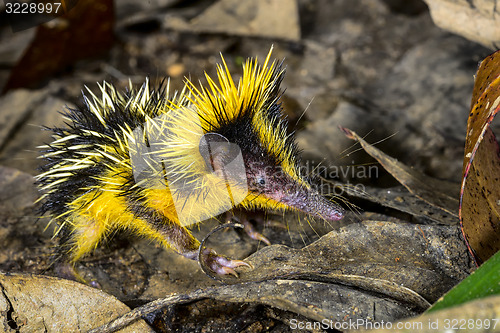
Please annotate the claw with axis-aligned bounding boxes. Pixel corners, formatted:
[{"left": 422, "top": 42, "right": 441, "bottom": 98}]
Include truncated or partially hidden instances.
[
  {"left": 241, "top": 217, "right": 272, "bottom": 246},
  {"left": 217, "top": 266, "right": 238, "bottom": 277},
  {"left": 214, "top": 256, "right": 252, "bottom": 269},
  {"left": 224, "top": 210, "right": 273, "bottom": 246},
  {"left": 247, "top": 228, "right": 271, "bottom": 246},
  {"left": 264, "top": 219, "right": 287, "bottom": 229},
  {"left": 201, "top": 248, "right": 252, "bottom": 277}
]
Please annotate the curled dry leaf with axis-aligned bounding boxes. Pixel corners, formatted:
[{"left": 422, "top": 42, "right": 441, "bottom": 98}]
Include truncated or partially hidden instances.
[
  {"left": 340, "top": 127, "right": 459, "bottom": 219},
  {"left": 236, "top": 221, "right": 469, "bottom": 302},
  {"left": 195, "top": 220, "right": 469, "bottom": 328},
  {"left": 460, "top": 50, "right": 500, "bottom": 264},
  {"left": 347, "top": 185, "right": 459, "bottom": 225},
  {"left": 92, "top": 219, "right": 471, "bottom": 332}
]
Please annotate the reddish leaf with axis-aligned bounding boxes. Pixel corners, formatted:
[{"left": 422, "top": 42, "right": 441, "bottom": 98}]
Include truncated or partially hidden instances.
[
  {"left": 2, "top": 0, "right": 114, "bottom": 93},
  {"left": 460, "top": 50, "right": 500, "bottom": 264}
]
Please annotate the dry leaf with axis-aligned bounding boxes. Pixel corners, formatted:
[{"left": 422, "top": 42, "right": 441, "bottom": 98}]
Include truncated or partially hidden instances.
[
  {"left": 341, "top": 127, "right": 459, "bottom": 218},
  {"left": 92, "top": 220, "right": 472, "bottom": 332},
  {"left": 0, "top": 273, "right": 152, "bottom": 332},
  {"left": 3, "top": 0, "right": 114, "bottom": 93},
  {"left": 460, "top": 50, "right": 500, "bottom": 263}
]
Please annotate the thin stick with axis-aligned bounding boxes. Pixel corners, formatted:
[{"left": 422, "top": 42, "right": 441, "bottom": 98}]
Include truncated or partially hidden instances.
[{"left": 87, "top": 287, "right": 215, "bottom": 333}]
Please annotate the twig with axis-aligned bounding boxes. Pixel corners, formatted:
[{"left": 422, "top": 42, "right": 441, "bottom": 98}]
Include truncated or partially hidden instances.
[{"left": 87, "top": 287, "right": 216, "bottom": 333}]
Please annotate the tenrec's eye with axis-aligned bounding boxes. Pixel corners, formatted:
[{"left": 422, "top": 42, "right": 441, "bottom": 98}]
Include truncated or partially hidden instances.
[{"left": 257, "top": 177, "right": 266, "bottom": 186}]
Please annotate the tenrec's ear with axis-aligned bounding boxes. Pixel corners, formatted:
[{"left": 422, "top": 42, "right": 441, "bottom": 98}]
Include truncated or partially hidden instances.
[{"left": 199, "top": 133, "right": 232, "bottom": 175}]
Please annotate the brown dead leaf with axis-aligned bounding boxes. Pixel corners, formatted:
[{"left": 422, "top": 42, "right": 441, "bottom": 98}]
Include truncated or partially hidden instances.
[
  {"left": 340, "top": 127, "right": 459, "bottom": 218},
  {"left": 344, "top": 185, "right": 458, "bottom": 225},
  {"left": 92, "top": 219, "right": 472, "bottom": 332},
  {"left": 0, "top": 273, "right": 152, "bottom": 332},
  {"left": 460, "top": 50, "right": 500, "bottom": 264},
  {"left": 235, "top": 220, "right": 470, "bottom": 304}
]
